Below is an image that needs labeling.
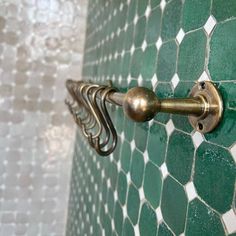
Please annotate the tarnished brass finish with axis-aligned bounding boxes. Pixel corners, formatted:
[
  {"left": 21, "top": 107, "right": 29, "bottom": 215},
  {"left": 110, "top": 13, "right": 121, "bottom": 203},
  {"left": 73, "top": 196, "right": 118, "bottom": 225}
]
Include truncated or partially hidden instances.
[
  {"left": 188, "top": 81, "right": 223, "bottom": 133},
  {"left": 65, "top": 80, "right": 118, "bottom": 156},
  {"left": 159, "top": 97, "right": 205, "bottom": 116},
  {"left": 65, "top": 79, "right": 223, "bottom": 156},
  {"left": 123, "top": 87, "right": 161, "bottom": 122},
  {"left": 112, "top": 82, "right": 222, "bottom": 133}
]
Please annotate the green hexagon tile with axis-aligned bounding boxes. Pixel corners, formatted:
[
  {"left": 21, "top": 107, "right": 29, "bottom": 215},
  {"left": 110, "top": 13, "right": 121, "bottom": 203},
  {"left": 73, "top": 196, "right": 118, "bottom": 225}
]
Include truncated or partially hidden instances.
[{"left": 66, "top": 0, "right": 236, "bottom": 235}]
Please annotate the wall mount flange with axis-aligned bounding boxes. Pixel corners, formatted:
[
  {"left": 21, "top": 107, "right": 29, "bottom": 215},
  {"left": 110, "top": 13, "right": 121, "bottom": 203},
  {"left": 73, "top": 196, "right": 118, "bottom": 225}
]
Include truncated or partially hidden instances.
[{"left": 188, "top": 81, "right": 223, "bottom": 133}]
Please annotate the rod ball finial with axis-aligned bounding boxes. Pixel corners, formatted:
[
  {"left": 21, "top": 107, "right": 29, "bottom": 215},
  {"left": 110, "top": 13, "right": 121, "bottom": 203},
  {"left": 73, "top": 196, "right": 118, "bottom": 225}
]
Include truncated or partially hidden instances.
[{"left": 123, "top": 87, "right": 160, "bottom": 122}]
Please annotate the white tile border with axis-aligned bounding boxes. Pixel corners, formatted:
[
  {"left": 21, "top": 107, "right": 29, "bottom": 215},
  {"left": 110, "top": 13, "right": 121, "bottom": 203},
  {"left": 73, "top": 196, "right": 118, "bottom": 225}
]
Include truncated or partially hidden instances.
[
  {"left": 166, "top": 119, "right": 175, "bottom": 136},
  {"left": 204, "top": 15, "right": 217, "bottom": 35},
  {"left": 176, "top": 28, "right": 185, "bottom": 45},
  {"left": 185, "top": 182, "right": 198, "bottom": 201},
  {"left": 222, "top": 209, "right": 236, "bottom": 234}
]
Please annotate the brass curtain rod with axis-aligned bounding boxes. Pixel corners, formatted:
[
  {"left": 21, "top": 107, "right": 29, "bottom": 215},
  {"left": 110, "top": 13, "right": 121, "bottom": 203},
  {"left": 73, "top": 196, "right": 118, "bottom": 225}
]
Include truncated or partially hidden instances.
[{"left": 65, "top": 79, "right": 223, "bottom": 156}]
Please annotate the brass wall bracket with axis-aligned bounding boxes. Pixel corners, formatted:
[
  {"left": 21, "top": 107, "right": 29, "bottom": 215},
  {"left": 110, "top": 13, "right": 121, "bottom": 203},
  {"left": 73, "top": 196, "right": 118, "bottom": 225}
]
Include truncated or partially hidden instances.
[
  {"left": 65, "top": 80, "right": 223, "bottom": 156},
  {"left": 122, "top": 81, "right": 223, "bottom": 133}
]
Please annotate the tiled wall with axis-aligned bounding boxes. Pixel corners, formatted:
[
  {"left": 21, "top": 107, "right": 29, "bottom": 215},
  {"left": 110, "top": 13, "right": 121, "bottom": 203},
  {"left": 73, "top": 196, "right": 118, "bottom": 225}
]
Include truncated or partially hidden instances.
[
  {"left": 66, "top": 0, "right": 236, "bottom": 235},
  {"left": 0, "top": 0, "right": 87, "bottom": 235}
]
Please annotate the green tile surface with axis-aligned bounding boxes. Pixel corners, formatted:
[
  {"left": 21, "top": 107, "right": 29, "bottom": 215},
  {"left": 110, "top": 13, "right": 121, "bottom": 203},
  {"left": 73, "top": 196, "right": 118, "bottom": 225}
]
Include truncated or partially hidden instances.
[
  {"left": 158, "top": 222, "right": 174, "bottom": 236},
  {"left": 209, "top": 20, "right": 236, "bottom": 81},
  {"left": 122, "top": 218, "right": 134, "bottom": 236},
  {"left": 134, "top": 122, "right": 149, "bottom": 152},
  {"left": 137, "top": 0, "right": 149, "bottom": 16},
  {"left": 117, "top": 171, "right": 128, "bottom": 205},
  {"left": 156, "top": 40, "right": 177, "bottom": 82},
  {"left": 194, "top": 142, "right": 236, "bottom": 213},
  {"left": 134, "top": 16, "right": 146, "bottom": 48},
  {"left": 178, "top": 29, "right": 207, "bottom": 81},
  {"left": 212, "top": 0, "right": 236, "bottom": 22},
  {"left": 146, "top": 7, "right": 161, "bottom": 44},
  {"left": 124, "top": 24, "right": 134, "bottom": 51},
  {"left": 161, "top": 0, "right": 182, "bottom": 41},
  {"left": 186, "top": 199, "right": 225, "bottom": 236},
  {"left": 127, "top": 183, "right": 140, "bottom": 225},
  {"left": 120, "top": 140, "right": 132, "bottom": 173},
  {"left": 182, "top": 0, "right": 211, "bottom": 32},
  {"left": 139, "top": 202, "right": 157, "bottom": 236},
  {"left": 147, "top": 122, "right": 167, "bottom": 166},
  {"left": 130, "top": 48, "right": 143, "bottom": 78},
  {"left": 141, "top": 44, "right": 157, "bottom": 79},
  {"left": 166, "top": 130, "right": 194, "bottom": 185},
  {"left": 127, "top": 0, "right": 136, "bottom": 24},
  {"left": 66, "top": 1, "right": 236, "bottom": 236},
  {"left": 150, "top": 0, "right": 160, "bottom": 8},
  {"left": 161, "top": 176, "right": 188, "bottom": 235},
  {"left": 114, "top": 201, "right": 124, "bottom": 235},
  {"left": 143, "top": 161, "right": 162, "bottom": 208}
]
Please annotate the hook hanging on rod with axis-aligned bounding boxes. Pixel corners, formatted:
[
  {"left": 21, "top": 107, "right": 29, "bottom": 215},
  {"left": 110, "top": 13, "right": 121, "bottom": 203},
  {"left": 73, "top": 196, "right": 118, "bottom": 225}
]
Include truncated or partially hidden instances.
[{"left": 65, "top": 79, "right": 223, "bottom": 156}]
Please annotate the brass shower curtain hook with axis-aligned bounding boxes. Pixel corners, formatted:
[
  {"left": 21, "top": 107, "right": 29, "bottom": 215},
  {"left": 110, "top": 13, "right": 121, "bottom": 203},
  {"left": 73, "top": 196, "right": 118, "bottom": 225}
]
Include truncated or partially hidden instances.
[
  {"left": 65, "top": 89, "right": 84, "bottom": 127},
  {"left": 78, "top": 83, "right": 97, "bottom": 137},
  {"left": 93, "top": 86, "right": 117, "bottom": 156},
  {"left": 81, "top": 84, "right": 103, "bottom": 140},
  {"left": 88, "top": 86, "right": 111, "bottom": 149},
  {"left": 66, "top": 80, "right": 91, "bottom": 128}
]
